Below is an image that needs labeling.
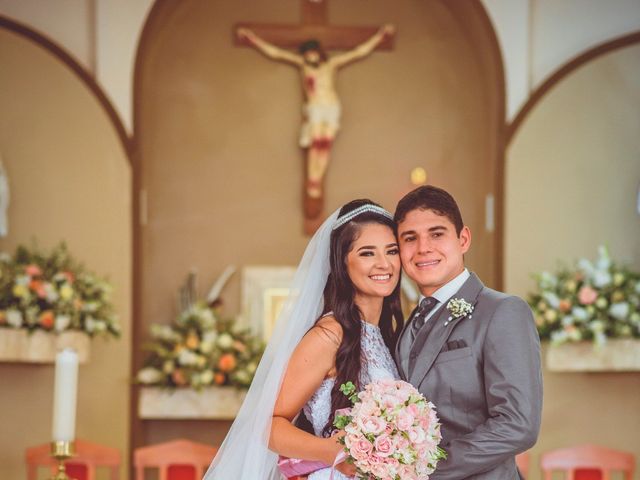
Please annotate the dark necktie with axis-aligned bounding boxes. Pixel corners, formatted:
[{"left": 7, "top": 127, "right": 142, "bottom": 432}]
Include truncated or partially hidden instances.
[{"left": 410, "top": 296, "right": 438, "bottom": 342}]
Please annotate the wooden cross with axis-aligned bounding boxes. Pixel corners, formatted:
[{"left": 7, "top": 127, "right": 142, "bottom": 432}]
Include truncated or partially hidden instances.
[
  {"left": 234, "top": 0, "right": 394, "bottom": 234},
  {"left": 234, "top": 0, "right": 394, "bottom": 51}
]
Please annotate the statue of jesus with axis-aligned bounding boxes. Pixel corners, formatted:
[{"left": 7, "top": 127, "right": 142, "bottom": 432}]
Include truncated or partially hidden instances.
[{"left": 237, "top": 25, "right": 395, "bottom": 219}]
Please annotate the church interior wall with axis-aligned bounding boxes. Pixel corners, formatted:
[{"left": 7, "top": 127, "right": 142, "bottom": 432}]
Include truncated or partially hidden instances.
[
  {"left": 0, "top": 27, "right": 132, "bottom": 479},
  {"left": 133, "top": 0, "right": 502, "bottom": 449},
  {"left": 0, "top": 1, "right": 638, "bottom": 478},
  {"left": 505, "top": 43, "right": 640, "bottom": 478}
]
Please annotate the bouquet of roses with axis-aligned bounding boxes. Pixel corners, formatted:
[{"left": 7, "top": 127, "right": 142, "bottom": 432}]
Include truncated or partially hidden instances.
[{"left": 333, "top": 379, "right": 446, "bottom": 480}]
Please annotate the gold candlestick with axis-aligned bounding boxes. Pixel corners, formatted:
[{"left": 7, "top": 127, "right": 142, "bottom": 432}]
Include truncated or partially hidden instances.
[{"left": 50, "top": 441, "right": 75, "bottom": 480}]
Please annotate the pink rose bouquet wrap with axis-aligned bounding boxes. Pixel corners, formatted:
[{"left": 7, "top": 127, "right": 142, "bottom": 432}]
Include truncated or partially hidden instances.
[{"left": 333, "top": 379, "right": 446, "bottom": 480}]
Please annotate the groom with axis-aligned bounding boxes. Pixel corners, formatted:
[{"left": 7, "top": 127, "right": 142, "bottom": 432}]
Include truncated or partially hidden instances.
[{"left": 394, "top": 186, "right": 542, "bottom": 479}]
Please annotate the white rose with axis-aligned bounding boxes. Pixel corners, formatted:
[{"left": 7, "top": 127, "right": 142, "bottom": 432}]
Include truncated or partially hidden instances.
[
  {"left": 55, "top": 315, "right": 71, "bottom": 332},
  {"left": 137, "top": 367, "right": 163, "bottom": 384},
  {"left": 217, "top": 333, "right": 233, "bottom": 349},
  {"left": 200, "top": 370, "right": 214, "bottom": 385},
  {"left": 571, "top": 307, "right": 589, "bottom": 322},
  {"left": 609, "top": 302, "right": 629, "bottom": 320},
  {"left": 7, "top": 309, "right": 23, "bottom": 328}
]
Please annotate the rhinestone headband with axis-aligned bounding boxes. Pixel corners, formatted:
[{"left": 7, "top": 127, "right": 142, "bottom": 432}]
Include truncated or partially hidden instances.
[{"left": 332, "top": 205, "right": 394, "bottom": 230}]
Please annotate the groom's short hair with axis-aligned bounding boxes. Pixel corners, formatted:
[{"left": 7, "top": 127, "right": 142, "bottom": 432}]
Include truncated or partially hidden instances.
[{"left": 394, "top": 185, "right": 464, "bottom": 236}]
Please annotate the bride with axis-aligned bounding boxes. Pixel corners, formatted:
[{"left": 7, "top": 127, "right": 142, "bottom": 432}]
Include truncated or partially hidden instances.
[{"left": 205, "top": 199, "right": 404, "bottom": 479}]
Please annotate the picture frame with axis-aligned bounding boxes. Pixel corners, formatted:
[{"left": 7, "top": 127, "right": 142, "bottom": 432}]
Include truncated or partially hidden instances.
[{"left": 241, "top": 266, "right": 297, "bottom": 341}]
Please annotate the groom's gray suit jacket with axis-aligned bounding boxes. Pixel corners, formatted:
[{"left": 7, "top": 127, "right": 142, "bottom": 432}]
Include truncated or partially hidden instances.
[{"left": 395, "top": 272, "right": 543, "bottom": 480}]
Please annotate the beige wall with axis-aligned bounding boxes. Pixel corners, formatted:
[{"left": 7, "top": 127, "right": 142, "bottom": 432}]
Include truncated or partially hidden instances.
[
  {"left": 506, "top": 44, "right": 640, "bottom": 479},
  {"left": 0, "top": 28, "right": 132, "bottom": 478},
  {"left": 135, "top": 0, "right": 502, "bottom": 447}
]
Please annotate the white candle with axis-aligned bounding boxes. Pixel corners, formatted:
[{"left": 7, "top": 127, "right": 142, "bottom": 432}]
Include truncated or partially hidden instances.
[{"left": 51, "top": 349, "right": 79, "bottom": 442}]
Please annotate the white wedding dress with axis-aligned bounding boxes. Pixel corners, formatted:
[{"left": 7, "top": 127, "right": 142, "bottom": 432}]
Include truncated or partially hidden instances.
[{"left": 302, "top": 320, "right": 400, "bottom": 480}]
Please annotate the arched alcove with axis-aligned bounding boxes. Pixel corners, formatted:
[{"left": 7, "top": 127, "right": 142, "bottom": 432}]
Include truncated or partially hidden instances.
[
  {"left": 0, "top": 17, "right": 132, "bottom": 479},
  {"left": 132, "top": 0, "right": 504, "bottom": 448},
  {"left": 505, "top": 40, "right": 640, "bottom": 471}
]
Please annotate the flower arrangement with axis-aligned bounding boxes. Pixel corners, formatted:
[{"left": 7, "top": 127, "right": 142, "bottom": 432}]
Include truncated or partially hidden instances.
[
  {"left": 0, "top": 243, "right": 120, "bottom": 338},
  {"left": 137, "top": 303, "right": 265, "bottom": 390},
  {"left": 529, "top": 246, "right": 640, "bottom": 346},
  {"left": 333, "top": 379, "right": 446, "bottom": 480}
]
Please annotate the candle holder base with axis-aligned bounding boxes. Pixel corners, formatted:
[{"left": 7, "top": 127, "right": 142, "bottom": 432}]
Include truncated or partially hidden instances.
[{"left": 50, "top": 441, "right": 75, "bottom": 480}]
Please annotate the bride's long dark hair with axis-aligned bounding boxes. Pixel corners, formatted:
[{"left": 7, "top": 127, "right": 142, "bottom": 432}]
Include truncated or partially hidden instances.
[{"left": 319, "top": 199, "right": 404, "bottom": 436}]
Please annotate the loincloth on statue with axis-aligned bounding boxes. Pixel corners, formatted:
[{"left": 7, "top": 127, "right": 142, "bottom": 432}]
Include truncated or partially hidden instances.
[{"left": 299, "top": 102, "right": 342, "bottom": 148}]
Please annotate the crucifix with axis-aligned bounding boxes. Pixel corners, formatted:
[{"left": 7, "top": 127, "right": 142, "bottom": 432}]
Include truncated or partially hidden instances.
[{"left": 234, "top": 0, "right": 395, "bottom": 234}]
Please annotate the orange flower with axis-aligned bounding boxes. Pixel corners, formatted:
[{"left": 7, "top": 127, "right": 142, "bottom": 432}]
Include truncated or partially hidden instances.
[
  {"left": 171, "top": 369, "right": 187, "bottom": 386},
  {"left": 559, "top": 299, "right": 572, "bottom": 313},
  {"left": 218, "top": 353, "right": 237, "bottom": 373},
  {"left": 214, "top": 373, "right": 226, "bottom": 385},
  {"left": 0, "top": 311, "right": 6, "bottom": 325},
  {"left": 39, "top": 311, "right": 55, "bottom": 329},
  {"left": 185, "top": 333, "right": 200, "bottom": 350},
  {"left": 29, "top": 280, "right": 46, "bottom": 298},
  {"left": 62, "top": 271, "right": 75, "bottom": 284}
]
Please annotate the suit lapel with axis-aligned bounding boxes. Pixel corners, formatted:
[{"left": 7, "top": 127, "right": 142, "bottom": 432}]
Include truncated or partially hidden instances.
[
  {"left": 408, "top": 273, "right": 484, "bottom": 387},
  {"left": 395, "top": 303, "right": 420, "bottom": 381}
]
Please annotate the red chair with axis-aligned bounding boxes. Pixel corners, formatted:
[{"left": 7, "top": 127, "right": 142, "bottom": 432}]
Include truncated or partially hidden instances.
[
  {"left": 516, "top": 451, "right": 531, "bottom": 479},
  {"left": 26, "top": 439, "right": 121, "bottom": 480},
  {"left": 134, "top": 438, "right": 218, "bottom": 480},
  {"left": 541, "top": 444, "right": 635, "bottom": 480}
]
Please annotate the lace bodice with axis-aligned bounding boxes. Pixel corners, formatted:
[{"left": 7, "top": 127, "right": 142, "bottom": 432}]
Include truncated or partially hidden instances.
[
  {"left": 303, "top": 320, "right": 400, "bottom": 436},
  {"left": 302, "top": 321, "right": 399, "bottom": 479}
]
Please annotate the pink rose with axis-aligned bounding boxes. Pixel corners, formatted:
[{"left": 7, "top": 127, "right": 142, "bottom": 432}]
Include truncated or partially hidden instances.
[
  {"left": 370, "top": 461, "right": 388, "bottom": 479},
  {"left": 396, "top": 410, "right": 415, "bottom": 431},
  {"left": 357, "top": 415, "right": 387, "bottom": 435},
  {"left": 397, "top": 465, "right": 418, "bottom": 480},
  {"left": 25, "top": 264, "right": 42, "bottom": 277},
  {"left": 578, "top": 285, "right": 598, "bottom": 305},
  {"left": 349, "top": 435, "right": 373, "bottom": 461},
  {"left": 382, "top": 393, "right": 402, "bottom": 409},
  {"left": 374, "top": 434, "right": 394, "bottom": 457},
  {"left": 408, "top": 426, "right": 426, "bottom": 444},
  {"left": 407, "top": 403, "right": 419, "bottom": 416}
]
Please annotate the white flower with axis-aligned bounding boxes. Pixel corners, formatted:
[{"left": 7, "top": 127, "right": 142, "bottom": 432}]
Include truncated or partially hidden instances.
[
  {"left": 561, "top": 316, "right": 574, "bottom": 327},
  {"left": 7, "top": 309, "right": 23, "bottom": 328},
  {"left": 630, "top": 312, "right": 640, "bottom": 325},
  {"left": 609, "top": 302, "right": 630, "bottom": 320},
  {"left": 539, "top": 271, "right": 558, "bottom": 289},
  {"left": 542, "top": 292, "right": 560, "bottom": 309},
  {"left": 217, "top": 333, "right": 234, "bottom": 349},
  {"left": 577, "top": 259, "right": 595, "bottom": 279},
  {"left": 589, "top": 320, "right": 605, "bottom": 333},
  {"left": 595, "top": 245, "right": 611, "bottom": 271},
  {"left": 15, "top": 275, "right": 30, "bottom": 286},
  {"left": 85, "top": 316, "right": 96, "bottom": 332},
  {"left": 635, "top": 282, "right": 640, "bottom": 294},
  {"left": 178, "top": 349, "right": 199, "bottom": 366},
  {"left": 137, "top": 367, "right": 163, "bottom": 384},
  {"left": 162, "top": 360, "right": 175, "bottom": 374},
  {"left": 199, "top": 308, "right": 215, "bottom": 329},
  {"left": 446, "top": 298, "right": 474, "bottom": 319},
  {"left": 151, "top": 324, "right": 179, "bottom": 342},
  {"left": 45, "top": 283, "right": 59, "bottom": 303},
  {"left": 544, "top": 310, "right": 558, "bottom": 322},
  {"left": 199, "top": 370, "right": 214, "bottom": 385},
  {"left": 592, "top": 270, "right": 612, "bottom": 288},
  {"left": 571, "top": 307, "right": 589, "bottom": 322},
  {"left": 55, "top": 314, "right": 71, "bottom": 332}
]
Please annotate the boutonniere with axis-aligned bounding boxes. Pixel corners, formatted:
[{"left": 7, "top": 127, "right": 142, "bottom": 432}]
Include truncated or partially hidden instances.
[{"left": 444, "top": 298, "right": 474, "bottom": 326}]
